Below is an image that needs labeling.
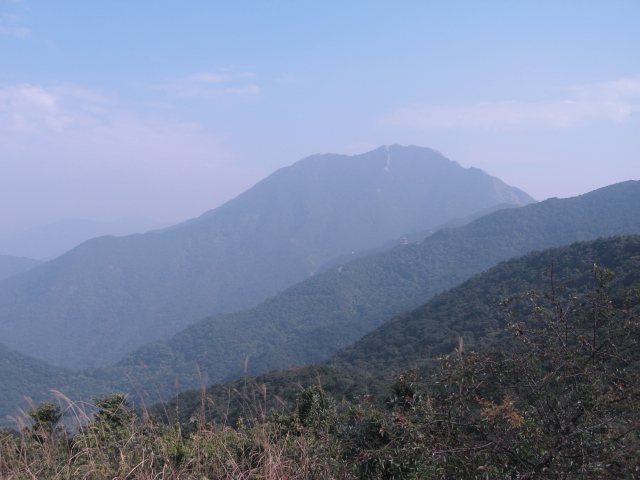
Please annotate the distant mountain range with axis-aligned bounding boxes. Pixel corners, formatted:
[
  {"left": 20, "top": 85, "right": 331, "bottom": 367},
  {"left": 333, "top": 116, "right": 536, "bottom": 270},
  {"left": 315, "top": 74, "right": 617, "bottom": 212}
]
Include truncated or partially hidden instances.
[
  {"left": 1, "top": 179, "right": 640, "bottom": 423},
  {"left": 0, "top": 145, "right": 534, "bottom": 369},
  {"left": 0, "top": 217, "right": 171, "bottom": 261}
]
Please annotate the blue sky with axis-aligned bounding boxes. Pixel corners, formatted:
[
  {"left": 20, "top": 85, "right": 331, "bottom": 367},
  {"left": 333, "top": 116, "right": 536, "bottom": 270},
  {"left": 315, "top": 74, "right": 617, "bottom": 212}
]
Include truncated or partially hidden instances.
[{"left": 1, "top": 1, "right": 639, "bottom": 234}]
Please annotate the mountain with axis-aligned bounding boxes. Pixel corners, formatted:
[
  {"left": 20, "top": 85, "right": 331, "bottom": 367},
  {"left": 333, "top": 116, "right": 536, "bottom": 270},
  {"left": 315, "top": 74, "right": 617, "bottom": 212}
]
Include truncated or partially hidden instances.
[
  {"left": 0, "top": 145, "right": 534, "bottom": 369},
  {"left": 2, "top": 180, "right": 640, "bottom": 421},
  {"left": 317, "top": 201, "right": 522, "bottom": 271},
  {"left": 91, "top": 179, "right": 640, "bottom": 402},
  {"left": 0, "top": 217, "right": 171, "bottom": 261},
  {"left": 0, "top": 255, "right": 41, "bottom": 281},
  {"left": 158, "top": 234, "right": 640, "bottom": 425}
]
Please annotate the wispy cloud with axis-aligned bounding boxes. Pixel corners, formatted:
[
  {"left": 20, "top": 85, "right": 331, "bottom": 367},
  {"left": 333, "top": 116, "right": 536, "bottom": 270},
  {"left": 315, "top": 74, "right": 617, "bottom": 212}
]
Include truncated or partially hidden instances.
[
  {"left": 0, "top": 84, "right": 70, "bottom": 133},
  {"left": 160, "top": 71, "right": 260, "bottom": 99},
  {"left": 188, "top": 72, "right": 255, "bottom": 83},
  {"left": 0, "top": 82, "right": 239, "bottom": 185},
  {"left": 0, "top": 82, "right": 227, "bottom": 169},
  {"left": 384, "top": 76, "right": 640, "bottom": 130},
  {"left": 0, "top": 12, "right": 31, "bottom": 38},
  {"left": 0, "top": 83, "right": 112, "bottom": 133},
  {"left": 0, "top": 82, "right": 264, "bottom": 228}
]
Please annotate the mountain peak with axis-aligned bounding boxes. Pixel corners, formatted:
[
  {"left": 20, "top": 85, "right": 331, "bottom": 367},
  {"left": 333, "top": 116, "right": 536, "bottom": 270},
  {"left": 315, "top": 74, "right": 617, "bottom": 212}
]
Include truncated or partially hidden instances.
[{"left": 0, "top": 146, "right": 535, "bottom": 369}]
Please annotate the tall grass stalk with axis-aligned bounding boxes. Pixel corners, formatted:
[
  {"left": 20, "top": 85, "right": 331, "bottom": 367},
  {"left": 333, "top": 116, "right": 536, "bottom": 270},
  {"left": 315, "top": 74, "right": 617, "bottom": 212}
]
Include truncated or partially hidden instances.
[{"left": 0, "top": 386, "right": 350, "bottom": 480}]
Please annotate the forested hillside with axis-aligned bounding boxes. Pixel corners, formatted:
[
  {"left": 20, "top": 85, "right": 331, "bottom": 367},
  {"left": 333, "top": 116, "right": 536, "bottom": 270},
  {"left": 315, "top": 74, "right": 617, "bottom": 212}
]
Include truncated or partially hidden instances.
[
  {"left": 0, "top": 343, "right": 73, "bottom": 416},
  {"left": 160, "top": 234, "right": 640, "bottom": 429},
  {"left": 0, "top": 145, "right": 533, "bottom": 369},
  {"left": 5, "top": 217, "right": 640, "bottom": 480},
  {"left": 85, "top": 179, "right": 640, "bottom": 402},
  {"left": 1, "top": 180, "right": 639, "bottom": 422},
  {"left": 331, "top": 234, "right": 640, "bottom": 375}
]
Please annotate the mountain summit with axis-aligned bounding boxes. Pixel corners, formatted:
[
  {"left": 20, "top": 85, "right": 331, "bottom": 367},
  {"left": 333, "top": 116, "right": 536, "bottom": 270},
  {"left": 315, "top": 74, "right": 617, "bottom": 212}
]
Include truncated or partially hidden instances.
[{"left": 0, "top": 145, "right": 534, "bottom": 369}]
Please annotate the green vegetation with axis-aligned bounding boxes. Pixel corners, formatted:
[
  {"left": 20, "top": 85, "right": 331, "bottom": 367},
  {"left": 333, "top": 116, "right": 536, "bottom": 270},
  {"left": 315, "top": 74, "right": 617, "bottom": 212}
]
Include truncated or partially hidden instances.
[
  {"left": 0, "top": 344, "right": 75, "bottom": 422},
  {"left": 330, "top": 234, "right": 640, "bottom": 377},
  {"left": 2, "top": 180, "right": 640, "bottom": 422},
  {"left": 158, "top": 234, "right": 640, "bottom": 428},
  {"left": 2, "top": 263, "right": 638, "bottom": 478},
  {"left": 68, "top": 181, "right": 640, "bottom": 409}
]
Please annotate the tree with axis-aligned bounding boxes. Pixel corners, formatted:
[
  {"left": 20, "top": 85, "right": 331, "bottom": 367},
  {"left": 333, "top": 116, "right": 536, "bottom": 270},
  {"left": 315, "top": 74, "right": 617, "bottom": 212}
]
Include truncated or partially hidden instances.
[
  {"left": 340, "top": 265, "right": 640, "bottom": 478},
  {"left": 93, "top": 393, "right": 132, "bottom": 432},
  {"left": 27, "top": 402, "right": 64, "bottom": 443},
  {"left": 435, "top": 265, "right": 640, "bottom": 477}
]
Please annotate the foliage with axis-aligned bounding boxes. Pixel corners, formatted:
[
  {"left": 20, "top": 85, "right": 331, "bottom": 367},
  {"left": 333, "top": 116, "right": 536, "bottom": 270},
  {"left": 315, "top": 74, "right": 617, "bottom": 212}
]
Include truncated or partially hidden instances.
[
  {"left": 1, "top": 260, "right": 640, "bottom": 478},
  {"left": 93, "top": 393, "right": 132, "bottom": 431},
  {"left": 27, "top": 402, "right": 64, "bottom": 442},
  {"left": 274, "top": 385, "right": 340, "bottom": 435},
  {"left": 479, "top": 266, "right": 640, "bottom": 476},
  {"left": 332, "top": 234, "right": 640, "bottom": 377},
  {"left": 160, "top": 234, "right": 640, "bottom": 428},
  {"left": 334, "top": 265, "right": 640, "bottom": 478},
  {"left": 77, "top": 185, "right": 640, "bottom": 413}
]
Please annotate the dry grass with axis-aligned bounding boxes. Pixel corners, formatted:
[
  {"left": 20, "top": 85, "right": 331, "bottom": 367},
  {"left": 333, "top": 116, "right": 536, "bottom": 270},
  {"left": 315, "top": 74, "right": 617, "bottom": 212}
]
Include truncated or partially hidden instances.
[{"left": 0, "top": 389, "right": 350, "bottom": 480}]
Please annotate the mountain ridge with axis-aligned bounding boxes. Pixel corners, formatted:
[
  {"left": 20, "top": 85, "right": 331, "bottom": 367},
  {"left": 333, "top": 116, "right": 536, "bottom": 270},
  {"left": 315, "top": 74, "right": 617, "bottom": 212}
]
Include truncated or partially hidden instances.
[
  {"left": 0, "top": 217, "right": 171, "bottom": 261},
  {"left": 0, "top": 145, "right": 533, "bottom": 369},
  {"left": 57, "top": 179, "right": 640, "bottom": 410},
  {"left": 0, "top": 180, "right": 639, "bottom": 422},
  {"left": 157, "top": 234, "right": 640, "bottom": 426}
]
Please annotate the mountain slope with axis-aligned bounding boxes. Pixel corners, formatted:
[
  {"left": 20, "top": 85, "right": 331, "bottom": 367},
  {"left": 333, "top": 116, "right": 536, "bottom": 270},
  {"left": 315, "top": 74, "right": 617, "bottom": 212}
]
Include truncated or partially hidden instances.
[
  {"left": 159, "top": 234, "right": 640, "bottom": 425},
  {"left": 0, "top": 343, "right": 75, "bottom": 422},
  {"left": 330, "top": 234, "right": 640, "bottom": 376},
  {"left": 0, "top": 145, "right": 533, "bottom": 369},
  {"left": 77, "top": 179, "right": 640, "bottom": 403},
  {"left": 1, "top": 181, "right": 640, "bottom": 421}
]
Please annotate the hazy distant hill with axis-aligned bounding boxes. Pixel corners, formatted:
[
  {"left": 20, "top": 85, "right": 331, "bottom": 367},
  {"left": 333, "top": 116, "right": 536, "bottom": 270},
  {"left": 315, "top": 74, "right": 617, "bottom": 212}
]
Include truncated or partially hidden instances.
[
  {"left": 0, "top": 145, "right": 533, "bottom": 369},
  {"left": 318, "top": 201, "right": 521, "bottom": 271},
  {"left": 0, "top": 217, "right": 170, "bottom": 261},
  {"left": 0, "top": 255, "right": 41, "bottom": 281},
  {"left": 158, "top": 234, "right": 640, "bottom": 426},
  {"left": 0, "top": 343, "right": 74, "bottom": 422}
]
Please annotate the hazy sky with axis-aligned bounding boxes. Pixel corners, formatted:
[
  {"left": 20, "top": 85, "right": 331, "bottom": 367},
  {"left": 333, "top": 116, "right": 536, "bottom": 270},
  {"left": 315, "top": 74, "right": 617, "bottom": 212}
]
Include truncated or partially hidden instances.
[{"left": 2, "top": 1, "right": 639, "bottom": 235}]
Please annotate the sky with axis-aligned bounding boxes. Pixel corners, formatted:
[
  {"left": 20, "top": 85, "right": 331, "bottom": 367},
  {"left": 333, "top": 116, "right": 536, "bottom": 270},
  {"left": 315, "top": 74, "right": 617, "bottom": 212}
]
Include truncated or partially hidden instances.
[{"left": 1, "top": 1, "right": 640, "bottom": 236}]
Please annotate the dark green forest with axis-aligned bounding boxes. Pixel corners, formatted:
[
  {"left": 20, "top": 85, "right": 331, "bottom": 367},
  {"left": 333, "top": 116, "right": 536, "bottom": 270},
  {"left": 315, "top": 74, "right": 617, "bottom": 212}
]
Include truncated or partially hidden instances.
[{"left": 109, "top": 179, "right": 640, "bottom": 405}]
